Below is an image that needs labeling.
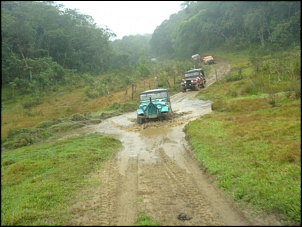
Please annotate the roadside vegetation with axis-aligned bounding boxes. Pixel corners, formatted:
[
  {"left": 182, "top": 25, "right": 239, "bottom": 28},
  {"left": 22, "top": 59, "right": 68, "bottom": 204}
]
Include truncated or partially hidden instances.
[
  {"left": 1, "top": 133, "right": 122, "bottom": 225},
  {"left": 184, "top": 48, "right": 301, "bottom": 225}
]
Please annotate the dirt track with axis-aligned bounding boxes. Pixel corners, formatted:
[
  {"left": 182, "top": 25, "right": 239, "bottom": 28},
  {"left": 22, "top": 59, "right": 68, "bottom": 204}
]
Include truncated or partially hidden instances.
[{"left": 66, "top": 62, "right": 280, "bottom": 226}]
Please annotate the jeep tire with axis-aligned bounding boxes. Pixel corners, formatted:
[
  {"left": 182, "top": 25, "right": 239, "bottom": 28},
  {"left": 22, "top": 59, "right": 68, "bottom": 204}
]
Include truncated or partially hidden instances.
[{"left": 137, "top": 116, "right": 144, "bottom": 124}]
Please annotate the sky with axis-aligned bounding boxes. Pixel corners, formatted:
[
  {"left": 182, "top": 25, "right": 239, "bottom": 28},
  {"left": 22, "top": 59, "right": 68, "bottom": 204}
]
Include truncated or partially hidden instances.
[{"left": 55, "top": 1, "right": 182, "bottom": 40}]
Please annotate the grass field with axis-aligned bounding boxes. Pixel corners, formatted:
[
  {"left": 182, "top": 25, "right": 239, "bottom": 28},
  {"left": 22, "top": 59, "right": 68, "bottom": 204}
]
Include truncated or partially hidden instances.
[
  {"left": 184, "top": 91, "right": 300, "bottom": 224},
  {"left": 1, "top": 133, "right": 122, "bottom": 225}
]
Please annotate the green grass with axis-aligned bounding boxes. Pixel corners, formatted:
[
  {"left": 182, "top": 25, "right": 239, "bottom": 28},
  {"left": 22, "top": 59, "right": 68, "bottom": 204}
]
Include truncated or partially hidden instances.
[
  {"left": 1, "top": 133, "right": 122, "bottom": 226},
  {"left": 186, "top": 49, "right": 301, "bottom": 225},
  {"left": 184, "top": 78, "right": 300, "bottom": 224},
  {"left": 136, "top": 214, "right": 159, "bottom": 226},
  {"left": 1, "top": 111, "right": 127, "bottom": 151}
]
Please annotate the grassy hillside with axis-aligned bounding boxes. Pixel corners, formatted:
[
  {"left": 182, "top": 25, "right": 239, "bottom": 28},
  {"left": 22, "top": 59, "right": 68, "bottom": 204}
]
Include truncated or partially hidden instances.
[{"left": 184, "top": 49, "right": 301, "bottom": 225}]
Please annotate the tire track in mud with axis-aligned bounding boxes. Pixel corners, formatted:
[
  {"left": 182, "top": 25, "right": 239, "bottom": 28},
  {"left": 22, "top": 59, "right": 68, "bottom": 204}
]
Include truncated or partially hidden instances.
[
  {"left": 68, "top": 155, "right": 139, "bottom": 226},
  {"left": 67, "top": 158, "right": 121, "bottom": 226},
  {"left": 67, "top": 62, "right": 256, "bottom": 226},
  {"left": 137, "top": 147, "right": 224, "bottom": 226}
]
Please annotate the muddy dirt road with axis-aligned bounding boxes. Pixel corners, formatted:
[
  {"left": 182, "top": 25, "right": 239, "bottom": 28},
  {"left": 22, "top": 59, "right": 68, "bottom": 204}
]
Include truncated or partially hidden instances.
[{"left": 67, "top": 63, "right": 262, "bottom": 226}]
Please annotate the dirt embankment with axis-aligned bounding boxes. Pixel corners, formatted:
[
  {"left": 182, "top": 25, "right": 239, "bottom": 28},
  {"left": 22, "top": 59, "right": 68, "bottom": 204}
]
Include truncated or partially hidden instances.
[{"left": 67, "top": 62, "right": 281, "bottom": 226}]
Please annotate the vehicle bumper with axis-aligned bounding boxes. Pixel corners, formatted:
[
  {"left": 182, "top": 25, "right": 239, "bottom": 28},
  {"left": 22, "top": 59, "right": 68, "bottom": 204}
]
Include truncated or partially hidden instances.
[{"left": 182, "top": 84, "right": 197, "bottom": 89}]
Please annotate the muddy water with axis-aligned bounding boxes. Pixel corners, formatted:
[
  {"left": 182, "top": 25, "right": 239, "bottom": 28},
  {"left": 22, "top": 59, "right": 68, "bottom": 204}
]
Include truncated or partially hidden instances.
[
  {"left": 84, "top": 62, "right": 227, "bottom": 178},
  {"left": 72, "top": 90, "right": 250, "bottom": 226},
  {"left": 89, "top": 91, "right": 212, "bottom": 175}
]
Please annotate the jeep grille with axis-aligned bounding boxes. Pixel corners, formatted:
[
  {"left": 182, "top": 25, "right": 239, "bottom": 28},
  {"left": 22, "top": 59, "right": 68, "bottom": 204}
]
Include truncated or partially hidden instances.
[
  {"left": 186, "top": 80, "right": 192, "bottom": 85},
  {"left": 146, "top": 103, "right": 159, "bottom": 116}
]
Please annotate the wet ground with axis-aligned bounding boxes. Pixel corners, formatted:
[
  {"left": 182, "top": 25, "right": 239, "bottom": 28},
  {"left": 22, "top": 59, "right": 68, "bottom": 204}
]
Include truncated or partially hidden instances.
[{"left": 66, "top": 62, "right": 281, "bottom": 226}]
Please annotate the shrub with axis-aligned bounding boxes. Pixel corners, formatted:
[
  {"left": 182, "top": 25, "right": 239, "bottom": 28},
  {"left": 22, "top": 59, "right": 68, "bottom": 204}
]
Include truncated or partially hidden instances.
[
  {"left": 227, "top": 90, "right": 238, "bottom": 98},
  {"left": 121, "top": 102, "right": 137, "bottom": 112},
  {"left": 225, "top": 73, "right": 243, "bottom": 82},
  {"left": 21, "top": 97, "right": 42, "bottom": 109},
  {"left": 50, "top": 122, "right": 84, "bottom": 133},
  {"left": 211, "top": 99, "right": 227, "bottom": 112},
  {"left": 239, "top": 82, "right": 259, "bottom": 95},
  {"left": 2, "top": 133, "right": 33, "bottom": 149},
  {"left": 70, "top": 113, "right": 87, "bottom": 121},
  {"left": 109, "top": 102, "right": 121, "bottom": 110},
  {"left": 36, "top": 120, "right": 57, "bottom": 128}
]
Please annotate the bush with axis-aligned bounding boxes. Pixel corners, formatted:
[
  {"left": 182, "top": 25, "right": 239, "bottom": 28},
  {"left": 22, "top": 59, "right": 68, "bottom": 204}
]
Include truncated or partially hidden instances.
[
  {"left": 50, "top": 122, "right": 84, "bottom": 133},
  {"left": 211, "top": 99, "right": 227, "bottom": 112},
  {"left": 2, "top": 133, "right": 33, "bottom": 149},
  {"left": 70, "top": 113, "right": 87, "bottom": 121},
  {"left": 121, "top": 102, "right": 137, "bottom": 112},
  {"left": 225, "top": 73, "right": 243, "bottom": 82},
  {"left": 21, "top": 97, "right": 42, "bottom": 109},
  {"left": 83, "top": 86, "right": 99, "bottom": 99},
  {"left": 239, "top": 82, "right": 259, "bottom": 95},
  {"left": 227, "top": 90, "right": 238, "bottom": 98},
  {"left": 36, "top": 120, "right": 57, "bottom": 128},
  {"left": 109, "top": 102, "right": 121, "bottom": 110}
]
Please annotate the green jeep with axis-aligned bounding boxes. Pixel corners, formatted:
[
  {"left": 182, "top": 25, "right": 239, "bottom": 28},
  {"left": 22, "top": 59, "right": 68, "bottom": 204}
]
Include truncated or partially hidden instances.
[{"left": 136, "top": 88, "right": 172, "bottom": 124}]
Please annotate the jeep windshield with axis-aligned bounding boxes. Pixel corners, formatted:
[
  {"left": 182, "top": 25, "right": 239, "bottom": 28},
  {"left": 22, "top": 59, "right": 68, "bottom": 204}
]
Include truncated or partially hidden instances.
[
  {"left": 185, "top": 72, "right": 200, "bottom": 78},
  {"left": 185, "top": 69, "right": 202, "bottom": 78},
  {"left": 140, "top": 91, "right": 168, "bottom": 101}
]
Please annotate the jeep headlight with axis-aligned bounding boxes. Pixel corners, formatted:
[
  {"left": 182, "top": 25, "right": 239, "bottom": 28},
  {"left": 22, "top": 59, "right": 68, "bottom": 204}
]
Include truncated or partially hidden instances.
[{"left": 157, "top": 105, "right": 161, "bottom": 109}]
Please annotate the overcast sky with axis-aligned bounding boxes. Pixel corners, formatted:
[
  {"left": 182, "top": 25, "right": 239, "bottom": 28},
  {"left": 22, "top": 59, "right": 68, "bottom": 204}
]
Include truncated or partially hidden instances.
[{"left": 55, "top": 1, "right": 182, "bottom": 40}]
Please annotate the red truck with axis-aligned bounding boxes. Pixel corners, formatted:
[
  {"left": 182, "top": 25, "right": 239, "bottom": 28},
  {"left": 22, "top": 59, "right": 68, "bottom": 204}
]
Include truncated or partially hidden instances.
[{"left": 181, "top": 68, "right": 206, "bottom": 92}]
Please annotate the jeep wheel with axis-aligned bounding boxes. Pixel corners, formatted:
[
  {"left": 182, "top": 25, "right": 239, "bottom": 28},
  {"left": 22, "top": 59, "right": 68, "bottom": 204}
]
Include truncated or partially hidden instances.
[
  {"left": 137, "top": 116, "right": 144, "bottom": 124},
  {"left": 182, "top": 88, "right": 186, "bottom": 92},
  {"left": 165, "top": 108, "right": 173, "bottom": 120},
  {"left": 168, "top": 108, "right": 173, "bottom": 119}
]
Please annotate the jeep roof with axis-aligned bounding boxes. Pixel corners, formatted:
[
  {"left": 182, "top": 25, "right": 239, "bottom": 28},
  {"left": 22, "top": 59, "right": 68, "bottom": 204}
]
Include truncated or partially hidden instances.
[
  {"left": 185, "top": 68, "right": 203, "bottom": 73},
  {"left": 140, "top": 88, "right": 169, "bottom": 95},
  {"left": 203, "top": 56, "right": 214, "bottom": 60},
  {"left": 139, "top": 88, "right": 170, "bottom": 101}
]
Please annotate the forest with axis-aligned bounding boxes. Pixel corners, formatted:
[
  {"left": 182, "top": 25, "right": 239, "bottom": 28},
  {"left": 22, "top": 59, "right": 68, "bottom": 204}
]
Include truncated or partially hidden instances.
[{"left": 1, "top": 1, "right": 300, "bottom": 96}]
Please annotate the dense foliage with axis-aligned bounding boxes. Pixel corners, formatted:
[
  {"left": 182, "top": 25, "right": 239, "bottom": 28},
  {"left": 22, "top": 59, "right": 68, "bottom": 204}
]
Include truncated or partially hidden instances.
[
  {"left": 1, "top": 1, "right": 300, "bottom": 96},
  {"left": 151, "top": 1, "right": 301, "bottom": 59},
  {"left": 1, "top": 1, "right": 115, "bottom": 92}
]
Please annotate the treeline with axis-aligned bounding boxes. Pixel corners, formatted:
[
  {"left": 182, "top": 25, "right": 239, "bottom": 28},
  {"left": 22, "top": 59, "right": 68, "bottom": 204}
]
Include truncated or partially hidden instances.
[
  {"left": 1, "top": 1, "right": 300, "bottom": 96},
  {"left": 2, "top": 1, "right": 113, "bottom": 92},
  {"left": 1, "top": 1, "right": 156, "bottom": 96},
  {"left": 151, "top": 1, "right": 301, "bottom": 59}
]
